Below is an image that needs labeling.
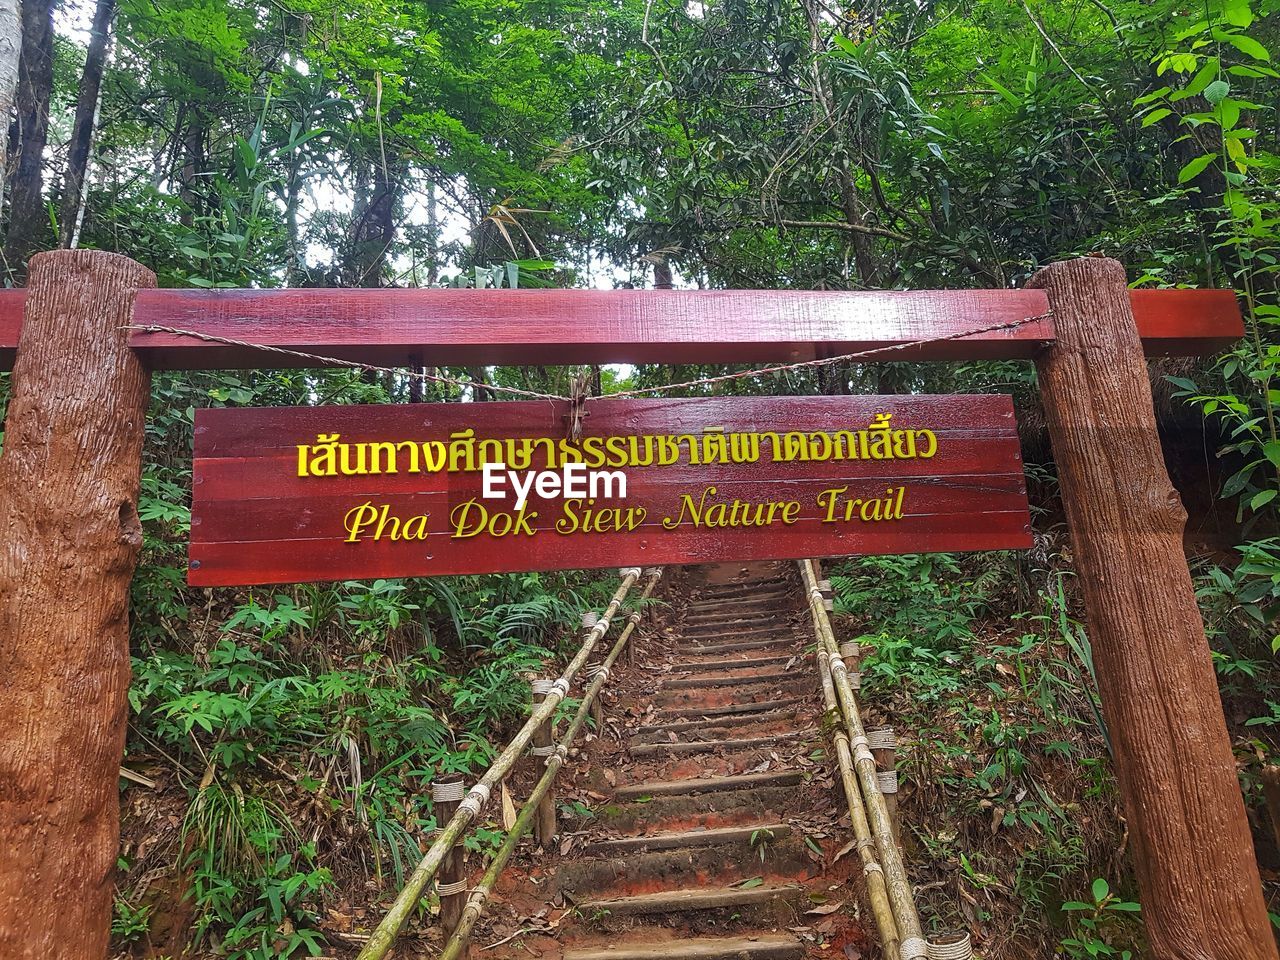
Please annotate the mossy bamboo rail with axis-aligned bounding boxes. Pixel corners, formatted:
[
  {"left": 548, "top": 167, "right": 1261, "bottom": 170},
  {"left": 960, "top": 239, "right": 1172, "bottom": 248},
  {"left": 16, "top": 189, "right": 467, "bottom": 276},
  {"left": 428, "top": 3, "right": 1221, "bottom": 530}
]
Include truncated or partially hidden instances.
[
  {"left": 355, "top": 567, "right": 652, "bottom": 960},
  {"left": 437, "top": 568, "right": 663, "bottom": 960},
  {"left": 799, "top": 559, "right": 926, "bottom": 960},
  {"left": 815, "top": 643, "right": 901, "bottom": 956}
]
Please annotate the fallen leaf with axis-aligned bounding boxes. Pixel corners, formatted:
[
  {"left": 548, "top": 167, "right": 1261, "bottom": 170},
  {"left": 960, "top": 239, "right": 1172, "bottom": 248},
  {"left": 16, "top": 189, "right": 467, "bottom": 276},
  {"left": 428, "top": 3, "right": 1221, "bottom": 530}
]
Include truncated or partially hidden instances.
[
  {"left": 501, "top": 783, "right": 517, "bottom": 831},
  {"left": 806, "top": 900, "right": 844, "bottom": 916}
]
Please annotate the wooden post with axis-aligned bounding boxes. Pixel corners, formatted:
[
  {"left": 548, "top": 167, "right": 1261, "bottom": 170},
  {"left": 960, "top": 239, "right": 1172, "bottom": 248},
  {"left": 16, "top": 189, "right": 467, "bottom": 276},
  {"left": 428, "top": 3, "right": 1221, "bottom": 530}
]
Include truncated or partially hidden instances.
[
  {"left": 0, "top": 250, "right": 155, "bottom": 960},
  {"left": 1032, "top": 256, "right": 1276, "bottom": 959},
  {"left": 432, "top": 779, "right": 467, "bottom": 936},
  {"left": 867, "top": 727, "right": 900, "bottom": 846},
  {"left": 530, "top": 679, "right": 557, "bottom": 847}
]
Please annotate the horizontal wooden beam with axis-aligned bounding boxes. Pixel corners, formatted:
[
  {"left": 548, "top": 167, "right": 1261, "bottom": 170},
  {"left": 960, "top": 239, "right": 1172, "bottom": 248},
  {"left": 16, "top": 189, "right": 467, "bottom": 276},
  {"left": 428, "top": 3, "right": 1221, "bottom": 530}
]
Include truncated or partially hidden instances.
[{"left": 0, "top": 286, "right": 1243, "bottom": 371}]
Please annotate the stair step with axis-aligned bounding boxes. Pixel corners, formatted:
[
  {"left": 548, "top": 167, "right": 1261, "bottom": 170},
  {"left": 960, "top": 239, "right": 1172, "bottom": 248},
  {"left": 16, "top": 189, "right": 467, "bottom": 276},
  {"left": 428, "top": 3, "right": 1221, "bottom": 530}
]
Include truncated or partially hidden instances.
[
  {"left": 684, "top": 611, "right": 788, "bottom": 627},
  {"left": 658, "top": 697, "right": 806, "bottom": 719},
  {"left": 635, "top": 707, "right": 800, "bottom": 735},
  {"left": 681, "top": 621, "right": 794, "bottom": 637},
  {"left": 698, "top": 578, "right": 791, "bottom": 598},
  {"left": 680, "top": 642, "right": 798, "bottom": 660},
  {"left": 630, "top": 731, "right": 813, "bottom": 757},
  {"left": 565, "top": 935, "right": 803, "bottom": 960},
  {"left": 686, "top": 593, "right": 792, "bottom": 612},
  {"left": 579, "top": 883, "right": 804, "bottom": 918},
  {"left": 663, "top": 669, "right": 796, "bottom": 690},
  {"left": 583, "top": 823, "right": 790, "bottom": 857},
  {"left": 671, "top": 654, "right": 797, "bottom": 673},
  {"left": 613, "top": 769, "right": 804, "bottom": 800}
]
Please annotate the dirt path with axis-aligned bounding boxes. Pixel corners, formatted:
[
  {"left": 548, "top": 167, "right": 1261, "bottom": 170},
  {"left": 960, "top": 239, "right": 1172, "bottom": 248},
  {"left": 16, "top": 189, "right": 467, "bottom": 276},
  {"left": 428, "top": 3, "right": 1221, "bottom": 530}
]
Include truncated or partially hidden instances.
[{"left": 481, "top": 562, "right": 869, "bottom": 960}]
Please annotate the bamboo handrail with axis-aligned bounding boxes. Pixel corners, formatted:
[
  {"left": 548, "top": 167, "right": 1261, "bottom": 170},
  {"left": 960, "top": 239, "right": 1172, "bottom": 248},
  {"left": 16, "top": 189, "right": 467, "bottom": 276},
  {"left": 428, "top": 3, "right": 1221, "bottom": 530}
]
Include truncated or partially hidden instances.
[
  {"left": 355, "top": 567, "right": 647, "bottom": 960},
  {"left": 799, "top": 560, "right": 926, "bottom": 960},
  {"left": 437, "top": 569, "right": 664, "bottom": 960},
  {"left": 815, "top": 644, "right": 901, "bottom": 956}
]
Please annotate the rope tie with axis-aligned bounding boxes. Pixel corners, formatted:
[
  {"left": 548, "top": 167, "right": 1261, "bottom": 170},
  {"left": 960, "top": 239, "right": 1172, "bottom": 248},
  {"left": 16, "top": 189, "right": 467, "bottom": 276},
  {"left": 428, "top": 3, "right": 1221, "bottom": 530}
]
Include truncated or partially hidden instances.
[
  {"left": 592, "top": 665, "right": 610, "bottom": 682},
  {"left": 531, "top": 679, "right": 554, "bottom": 698},
  {"left": 581, "top": 611, "right": 600, "bottom": 629},
  {"left": 925, "top": 935, "right": 973, "bottom": 960},
  {"left": 618, "top": 567, "right": 642, "bottom": 579},
  {"left": 432, "top": 780, "right": 465, "bottom": 803},
  {"left": 901, "top": 937, "right": 930, "bottom": 960},
  {"left": 643, "top": 567, "right": 662, "bottom": 578},
  {"left": 530, "top": 744, "right": 556, "bottom": 756},
  {"left": 856, "top": 836, "right": 876, "bottom": 851},
  {"left": 627, "top": 611, "right": 642, "bottom": 626},
  {"left": 459, "top": 782, "right": 491, "bottom": 816},
  {"left": 854, "top": 743, "right": 875, "bottom": 764},
  {"left": 863, "top": 860, "right": 884, "bottom": 875},
  {"left": 551, "top": 678, "right": 570, "bottom": 698},
  {"left": 866, "top": 727, "right": 897, "bottom": 751},
  {"left": 437, "top": 879, "right": 468, "bottom": 897},
  {"left": 876, "top": 770, "right": 900, "bottom": 795}
]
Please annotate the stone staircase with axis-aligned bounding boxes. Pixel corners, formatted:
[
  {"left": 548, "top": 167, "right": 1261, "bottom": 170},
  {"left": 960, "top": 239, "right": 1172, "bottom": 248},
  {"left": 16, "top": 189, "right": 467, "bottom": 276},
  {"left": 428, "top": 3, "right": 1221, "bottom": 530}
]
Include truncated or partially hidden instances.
[{"left": 486, "top": 563, "right": 866, "bottom": 960}]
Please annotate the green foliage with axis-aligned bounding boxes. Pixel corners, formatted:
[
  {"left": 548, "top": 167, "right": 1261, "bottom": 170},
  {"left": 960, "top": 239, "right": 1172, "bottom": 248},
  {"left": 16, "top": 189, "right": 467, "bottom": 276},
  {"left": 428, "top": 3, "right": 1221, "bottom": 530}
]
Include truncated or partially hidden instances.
[{"left": 1060, "top": 878, "right": 1142, "bottom": 959}]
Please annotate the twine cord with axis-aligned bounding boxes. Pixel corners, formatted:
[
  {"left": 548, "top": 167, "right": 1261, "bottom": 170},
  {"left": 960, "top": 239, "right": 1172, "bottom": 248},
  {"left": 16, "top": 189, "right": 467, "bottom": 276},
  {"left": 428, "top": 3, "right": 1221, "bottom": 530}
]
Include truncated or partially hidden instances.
[{"left": 125, "top": 310, "right": 1050, "bottom": 405}]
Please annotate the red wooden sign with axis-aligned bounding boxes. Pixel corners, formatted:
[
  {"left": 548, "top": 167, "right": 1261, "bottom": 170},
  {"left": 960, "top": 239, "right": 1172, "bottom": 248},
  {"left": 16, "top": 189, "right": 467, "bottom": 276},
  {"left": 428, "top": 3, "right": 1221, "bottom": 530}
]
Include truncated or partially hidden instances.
[{"left": 190, "top": 395, "right": 1030, "bottom": 586}]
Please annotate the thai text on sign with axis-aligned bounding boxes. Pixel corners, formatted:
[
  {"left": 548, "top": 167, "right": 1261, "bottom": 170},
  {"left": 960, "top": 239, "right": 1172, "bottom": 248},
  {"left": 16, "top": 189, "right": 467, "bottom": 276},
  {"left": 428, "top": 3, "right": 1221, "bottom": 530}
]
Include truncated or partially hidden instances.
[{"left": 189, "top": 394, "right": 1031, "bottom": 586}]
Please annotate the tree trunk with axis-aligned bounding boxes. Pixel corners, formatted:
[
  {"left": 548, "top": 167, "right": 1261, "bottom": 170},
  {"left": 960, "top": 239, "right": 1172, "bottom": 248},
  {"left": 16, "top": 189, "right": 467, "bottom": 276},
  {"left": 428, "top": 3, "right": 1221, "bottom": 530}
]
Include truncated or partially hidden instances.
[
  {"left": 343, "top": 154, "right": 399, "bottom": 287},
  {"left": 0, "top": 249, "right": 156, "bottom": 960},
  {"left": 0, "top": 0, "right": 20, "bottom": 193},
  {"left": 1032, "top": 256, "right": 1277, "bottom": 960},
  {"left": 3, "top": 0, "right": 56, "bottom": 281},
  {"left": 59, "top": 0, "right": 117, "bottom": 249}
]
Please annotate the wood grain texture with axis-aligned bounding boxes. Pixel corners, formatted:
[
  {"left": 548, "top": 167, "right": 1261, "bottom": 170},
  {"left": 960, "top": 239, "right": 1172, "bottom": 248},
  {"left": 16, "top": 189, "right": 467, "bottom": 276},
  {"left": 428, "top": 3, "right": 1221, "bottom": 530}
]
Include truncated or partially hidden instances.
[
  {"left": 190, "top": 395, "right": 1030, "bottom": 585},
  {"left": 1032, "top": 258, "right": 1276, "bottom": 960},
  {"left": 0, "top": 287, "right": 1244, "bottom": 370},
  {"left": 0, "top": 251, "right": 155, "bottom": 960}
]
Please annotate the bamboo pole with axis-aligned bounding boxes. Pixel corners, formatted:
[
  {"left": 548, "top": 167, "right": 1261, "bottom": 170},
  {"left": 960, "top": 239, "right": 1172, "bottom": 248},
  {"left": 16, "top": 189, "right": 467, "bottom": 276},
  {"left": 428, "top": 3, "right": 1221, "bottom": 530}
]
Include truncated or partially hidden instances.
[
  {"left": 799, "top": 560, "right": 925, "bottom": 960},
  {"left": 355, "top": 568, "right": 643, "bottom": 960},
  {"left": 815, "top": 645, "right": 900, "bottom": 957},
  {"left": 437, "top": 570, "right": 663, "bottom": 960}
]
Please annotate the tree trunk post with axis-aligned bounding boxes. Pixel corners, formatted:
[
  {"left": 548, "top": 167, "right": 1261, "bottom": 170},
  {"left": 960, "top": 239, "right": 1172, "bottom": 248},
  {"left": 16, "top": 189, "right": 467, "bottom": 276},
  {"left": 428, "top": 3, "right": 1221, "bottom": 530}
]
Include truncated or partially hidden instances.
[
  {"left": 530, "top": 680, "right": 557, "bottom": 847},
  {"left": 867, "top": 727, "right": 900, "bottom": 847},
  {"left": 0, "top": 250, "right": 155, "bottom": 960},
  {"left": 1032, "top": 256, "right": 1276, "bottom": 959},
  {"left": 431, "top": 779, "right": 467, "bottom": 936}
]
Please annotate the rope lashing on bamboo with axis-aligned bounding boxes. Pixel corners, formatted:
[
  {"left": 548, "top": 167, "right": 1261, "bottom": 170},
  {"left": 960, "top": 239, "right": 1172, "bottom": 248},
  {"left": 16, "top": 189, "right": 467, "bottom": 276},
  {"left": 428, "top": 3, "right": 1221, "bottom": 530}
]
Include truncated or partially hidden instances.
[
  {"left": 436, "top": 878, "right": 468, "bottom": 897},
  {"left": 800, "top": 559, "right": 925, "bottom": 953},
  {"left": 436, "top": 569, "right": 664, "bottom": 960},
  {"left": 354, "top": 568, "right": 642, "bottom": 960},
  {"left": 901, "top": 936, "right": 930, "bottom": 960},
  {"left": 876, "top": 770, "right": 900, "bottom": 794},
  {"left": 126, "top": 310, "right": 1052, "bottom": 406}
]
